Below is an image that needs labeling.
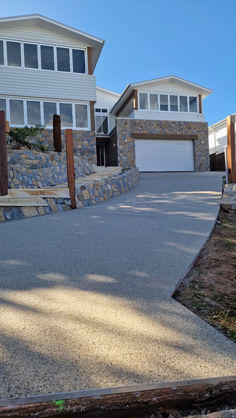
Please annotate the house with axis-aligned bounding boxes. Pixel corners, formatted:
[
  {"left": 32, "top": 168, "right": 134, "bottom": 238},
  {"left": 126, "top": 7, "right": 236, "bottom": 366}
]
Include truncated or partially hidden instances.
[
  {"left": 0, "top": 14, "right": 212, "bottom": 173},
  {"left": 0, "top": 14, "right": 104, "bottom": 165},
  {"left": 208, "top": 114, "right": 236, "bottom": 172},
  {"left": 100, "top": 76, "right": 212, "bottom": 172}
]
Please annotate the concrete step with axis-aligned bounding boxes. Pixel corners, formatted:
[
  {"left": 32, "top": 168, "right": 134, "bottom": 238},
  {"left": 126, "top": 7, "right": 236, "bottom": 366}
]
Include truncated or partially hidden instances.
[{"left": 0, "top": 196, "right": 48, "bottom": 207}]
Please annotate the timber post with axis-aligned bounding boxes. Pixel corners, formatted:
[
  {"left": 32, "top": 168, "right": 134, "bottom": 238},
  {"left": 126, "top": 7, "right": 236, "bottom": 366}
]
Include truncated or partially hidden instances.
[
  {"left": 0, "top": 111, "right": 8, "bottom": 196},
  {"left": 66, "top": 129, "right": 76, "bottom": 209},
  {"left": 227, "top": 114, "right": 236, "bottom": 183},
  {"left": 53, "top": 114, "right": 62, "bottom": 152}
]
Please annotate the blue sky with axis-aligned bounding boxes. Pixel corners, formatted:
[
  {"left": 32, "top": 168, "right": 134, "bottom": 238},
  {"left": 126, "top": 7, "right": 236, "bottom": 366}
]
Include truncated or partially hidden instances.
[{"left": 1, "top": 0, "right": 235, "bottom": 125}]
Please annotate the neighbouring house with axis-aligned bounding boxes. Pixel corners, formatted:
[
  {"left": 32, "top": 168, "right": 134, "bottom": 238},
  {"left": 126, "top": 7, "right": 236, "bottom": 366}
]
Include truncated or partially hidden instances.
[
  {"left": 208, "top": 114, "right": 236, "bottom": 172},
  {"left": 0, "top": 14, "right": 212, "bottom": 173}
]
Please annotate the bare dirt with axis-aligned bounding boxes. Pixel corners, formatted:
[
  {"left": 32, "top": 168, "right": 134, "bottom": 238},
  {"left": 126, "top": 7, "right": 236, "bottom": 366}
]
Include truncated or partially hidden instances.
[{"left": 174, "top": 209, "right": 236, "bottom": 343}]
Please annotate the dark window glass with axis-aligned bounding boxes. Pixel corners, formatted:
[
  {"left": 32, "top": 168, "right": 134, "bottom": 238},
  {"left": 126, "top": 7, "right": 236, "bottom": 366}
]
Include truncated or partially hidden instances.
[
  {"left": 139, "top": 93, "right": 148, "bottom": 109},
  {"left": 150, "top": 94, "right": 158, "bottom": 110},
  {"left": 44, "top": 102, "right": 57, "bottom": 126},
  {"left": 102, "top": 108, "right": 107, "bottom": 113},
  {"left": 0, "top": 41, "right": 4, "bottom": 65},
  {"left": 57, "top": 47, "right": 70, "bottom": 72},
  {"left": 180, "top": 96, "right": 188, "bottom": 112},
  {"left": 0, "top": 99, "right": 6, "bottom": 113},
  {"left": 72, "top": 49, "right": 85, "bottom": 73},
  {"left": 189, "top": 96, "right": 197, "bottom": 112},
  {"left": 170, "top": 95, "right": 178, "bottom": 111},
  {"left": 41, "top": 45, "right": 54, "bottom": 70},
  {"left": 75, "top": 104, "right": 88, "bottom": 128},
  {"left": 27, "top": 101, "right": 41, "bottom": 125},
  {"left": 60, "top": 103, "right": 73, "bottom": 127},
  {"left": 95, "top": 108, "right": 101, "bottom": 112},
  {"left": 7, "top": 41, "right": 21, "bottom": 66},
  {"left": 95, "top": 115, "right": 108, "bottom": 134},
  {"left": 10, "top": 100, "right": 24, "bottom": 124},
  {"left": 160, "top": 94, "right": 168, "bottom": 111},
  {"left": 24, "top": 43, "right": 38, "bottom": 68}
]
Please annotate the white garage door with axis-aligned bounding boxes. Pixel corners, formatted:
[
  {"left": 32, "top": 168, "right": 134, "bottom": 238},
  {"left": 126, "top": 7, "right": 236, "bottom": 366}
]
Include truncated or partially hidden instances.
[{"left": 135, "top": 139, "right": 194, "bottom": 172}]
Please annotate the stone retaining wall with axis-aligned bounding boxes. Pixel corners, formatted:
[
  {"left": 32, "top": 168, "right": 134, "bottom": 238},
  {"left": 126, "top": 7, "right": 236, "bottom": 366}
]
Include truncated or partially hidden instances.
[
  {"left": 116, "top": 119, "right": 210, "bottom": 171},
  {"left": 8, "top": 149, "right": 94, "bottom": 189},
  {"left": 0, "top": 168, "right": 139, "bottom": 222}
]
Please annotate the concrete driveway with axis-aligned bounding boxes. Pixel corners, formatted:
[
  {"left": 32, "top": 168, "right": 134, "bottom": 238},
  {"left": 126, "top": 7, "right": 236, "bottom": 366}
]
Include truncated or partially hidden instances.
[{"left": 0, "top": 172, "right": 235, "bottom": 399}]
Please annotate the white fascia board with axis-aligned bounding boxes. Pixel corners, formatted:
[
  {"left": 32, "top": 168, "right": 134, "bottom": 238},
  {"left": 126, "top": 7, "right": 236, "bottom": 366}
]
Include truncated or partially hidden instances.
[
  {"left": 110, "top": 84, "right": 132, "bottom": 115},
  {"left": 96, "top": 86, "right": 120, "bottom": 97},
  {"left": 209, "top": 113, "right": 236, "bottom": 131}
]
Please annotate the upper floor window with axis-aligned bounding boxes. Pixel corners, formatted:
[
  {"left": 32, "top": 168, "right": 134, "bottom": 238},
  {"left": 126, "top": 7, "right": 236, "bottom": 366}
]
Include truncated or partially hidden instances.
[
  {"left": 0, "top": 41, "right": 3, "bottom": 65},
  {"left": 41, "top": 45, "right": 54, "bottom": 70},
  {"left": 170, "top": 95, "right": 178, "bottom": 111},
  {"left": 7, "top": 41, "right": 21, "bottom": 67},
  {"left": 24, "top": 44, "right": 38, "bottom": 69},
  {"left": 57, "top": 47, "right": 70, "bottom": 72},
  {"left": 138, "top": 92, "right": 198, "bottom": 113},
  {"left": 0, "top": 39, "right": 87, "bottom": 74},
  {"left": 95, "top": 108, "right": 108, "bottom": 134},
  {"left": 189, "top": 96, "right": 197, "bottom": 112},
  {"left": 72, "top": 49, "right": 85, "bottom": 73}
]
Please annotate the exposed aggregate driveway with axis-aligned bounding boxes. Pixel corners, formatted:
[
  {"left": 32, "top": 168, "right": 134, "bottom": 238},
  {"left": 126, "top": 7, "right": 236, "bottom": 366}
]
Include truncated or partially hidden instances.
[{"left": 0, "top": 172, "right": 235, "bottom": 399}]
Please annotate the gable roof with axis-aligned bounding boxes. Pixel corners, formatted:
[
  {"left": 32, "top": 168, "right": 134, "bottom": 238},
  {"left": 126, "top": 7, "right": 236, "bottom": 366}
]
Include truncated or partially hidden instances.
[
  {"left": 110, "top": 75, "right": 213, "bottom": 115},
  {"left": 96, "top": 86, "right": 120, "bottom": 97},
  {"left": 0, "top": 14, "right": 104, "bottom": 71}
]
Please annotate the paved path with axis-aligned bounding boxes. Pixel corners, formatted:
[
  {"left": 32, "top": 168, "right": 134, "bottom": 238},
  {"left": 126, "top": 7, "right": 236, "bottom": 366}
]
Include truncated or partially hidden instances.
[{"left": 0, "top": 172, "right": 235, "bottom": 399}]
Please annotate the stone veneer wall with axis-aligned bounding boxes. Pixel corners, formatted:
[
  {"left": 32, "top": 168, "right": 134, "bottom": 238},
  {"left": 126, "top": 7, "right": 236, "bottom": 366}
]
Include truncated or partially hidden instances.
[
  {"left": 18, "top": 128, "right": 97, "bottom": 166},
  {"left": 116, "top": 119, "right": 210, "bottom": 171},
  {"left": 8, "top": 149, "right": 94, "bottom": 189},
  {"left": 0, "top": 168, "right": 139, "bottom": 222}
]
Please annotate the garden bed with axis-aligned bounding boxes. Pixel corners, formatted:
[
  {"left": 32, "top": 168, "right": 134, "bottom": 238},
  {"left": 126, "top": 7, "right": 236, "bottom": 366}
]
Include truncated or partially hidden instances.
[{"left": 174, "top": 209, "right": 236, "bottom": 343}]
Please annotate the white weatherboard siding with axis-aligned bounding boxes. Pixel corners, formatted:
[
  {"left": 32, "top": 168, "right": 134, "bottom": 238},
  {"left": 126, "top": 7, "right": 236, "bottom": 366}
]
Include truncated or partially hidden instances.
[
  {"left": 0, "top": 23, "right": 89, "bottom": 48},
  {"left": 132, "top": 110, "right": 204, "bottom": 122},
  {"left": 0, "top": 67, "right": 96, "bottom": 101},
  {"left": 96, "top": 88, "right": 120, "bottom": 133},
  {"left": 135, "top": 139, "right": 194, "bottom": 172}
]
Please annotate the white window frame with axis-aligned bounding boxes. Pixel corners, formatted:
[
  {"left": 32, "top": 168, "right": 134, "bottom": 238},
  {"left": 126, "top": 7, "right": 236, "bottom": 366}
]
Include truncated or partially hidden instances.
[
  {"left": 138, "top": 91, "right": 198, "bottom": 113},
  {"left": 95, "top": 107, "right": 109, "bottom": 134},
  {"left": 0, "top": 38, "right": 88, "bottom": 74},
  {"left": 1, "top": 97, "right": 90, "bottom": 130}
]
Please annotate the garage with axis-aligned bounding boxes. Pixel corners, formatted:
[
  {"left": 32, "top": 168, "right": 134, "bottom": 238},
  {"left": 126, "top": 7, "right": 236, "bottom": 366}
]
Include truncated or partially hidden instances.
[{"left": 135, "top": 139, "right": 195, "bottom": 172}]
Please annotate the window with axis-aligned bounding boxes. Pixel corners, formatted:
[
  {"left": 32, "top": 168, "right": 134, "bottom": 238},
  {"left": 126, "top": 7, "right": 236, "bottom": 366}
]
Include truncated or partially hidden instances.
[
  {"left": 27, "top": 101, "right": 41, "bottom": 125},
  {"left": 57, "top": 47, "right": 70, "bottom": 72},
  {"left": 170, "top": 95, "right": 178, "bottom": 111},
  {"left": 139, "top": 93, "right": 148, "bottom": 110},
  {"left": 0, "top": 99, "right": 6, "bottom": 113},
  {"left": 24, "top": 44, "right": 38, "bottom": 69},
  {"left": 75, "top": 104, "right": 88, "bottom": 128},
  {"left": 180, "top": 96, "right": 188, "bottom": 112},
  {"left": 160, "top": 94, "right": 168, "bottom": 111},
  {"left": 0, "top": 41, "right": 3, "bottom": 65},
  {"left": 150, "top": 94, "right": 158, "bottom": 110},
  {"left": 9, "top": 99, "right": 24, "bottom": 124},
  {"left": 95, "top": 115, "right": 108, "bottom": 134},
  {"left": 7, "top": 41, "right": 21, "bottom": 67},
  {"left": 44, "top": 102, "right": 57, "bottom": 126},
  {"left": 72, "top": 49, "right": 85, "bottom": 73},
  {"left": 41, "top": 45, "right": 54, "bottom": 70},
  {"left": 59, "top": 103, "right": 73, "bottom": 127},
  {"left": 189, "top": 96, "right": 197, "bottom": 112}
]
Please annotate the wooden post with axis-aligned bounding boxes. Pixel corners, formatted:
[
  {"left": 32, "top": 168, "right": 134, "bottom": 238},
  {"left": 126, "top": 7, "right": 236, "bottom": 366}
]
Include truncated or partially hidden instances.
[
  {"left": 0, "top": 111, "right": 8, "bottom": 196},
  {"left": 66, "top": 129, "right": 76, "bottom": 209},
  {"left": 198, "top": 94, "right": 202, "bottom": 113},
  {"left": 90, "top": 101, "right": 95, "bottom": 131},
  {"left": 87, "top": 47, "right": 93, "bottom": 75},
  {"left": 227, "top": 114, "right": 236, "bottom": 183},
  {"left": 53, "top": 114, "right": 61, "bottom": 152}
]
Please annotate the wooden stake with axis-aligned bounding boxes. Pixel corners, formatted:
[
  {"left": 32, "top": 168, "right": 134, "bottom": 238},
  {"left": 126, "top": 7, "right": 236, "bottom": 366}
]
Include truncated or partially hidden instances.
[
  {"left": 0, "top": 111, "right": 8, "bottom": 196},
  {"left": 227, "top": 115, "right": 236, "bottom": 183},
  {"left": 53, "top": 114, "right": 62, "bottom": 152},
  {"left": 66, "top": 129, "right": 76, "bottom": 209}
]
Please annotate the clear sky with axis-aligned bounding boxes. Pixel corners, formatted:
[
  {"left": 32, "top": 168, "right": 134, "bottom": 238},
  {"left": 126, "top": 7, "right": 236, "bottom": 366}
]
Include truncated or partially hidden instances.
[{"left": 1, "top": 0, "right": 235, "bottom": 125}]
